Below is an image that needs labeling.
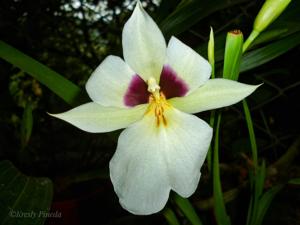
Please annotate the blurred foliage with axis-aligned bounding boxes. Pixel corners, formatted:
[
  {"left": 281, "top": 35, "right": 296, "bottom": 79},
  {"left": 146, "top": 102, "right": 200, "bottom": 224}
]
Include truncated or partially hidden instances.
[{"left": 0, "top": 0, "right": 299, "bottom": 225}]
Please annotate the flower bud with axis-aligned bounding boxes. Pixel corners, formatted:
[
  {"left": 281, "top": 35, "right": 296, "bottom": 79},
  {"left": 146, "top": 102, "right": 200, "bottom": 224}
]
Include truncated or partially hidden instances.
[
  {"left": 254, "top": 0, "right": 291, "bottom": 33},
  {"left": 208, "top": 27, "right": 215, "bottom": 78}
]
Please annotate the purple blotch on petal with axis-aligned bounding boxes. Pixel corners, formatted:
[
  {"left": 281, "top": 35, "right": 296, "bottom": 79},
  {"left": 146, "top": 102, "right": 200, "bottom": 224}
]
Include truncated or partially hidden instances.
[
  {"left": 124, "top": 75, "right": 149, "bottom": 107},
  {"left": 159, "top": 65, "right": 189, "bottom": 99}
]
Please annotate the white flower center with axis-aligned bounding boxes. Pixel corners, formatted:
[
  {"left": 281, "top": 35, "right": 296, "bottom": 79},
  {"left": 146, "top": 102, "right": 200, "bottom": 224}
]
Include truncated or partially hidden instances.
[{"left": 147, "top": 77, "right": 160, "bottom": 99}]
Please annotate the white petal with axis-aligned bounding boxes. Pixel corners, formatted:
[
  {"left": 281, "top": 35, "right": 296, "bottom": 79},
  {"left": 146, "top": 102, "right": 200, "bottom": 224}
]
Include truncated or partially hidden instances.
[
  {"left": 109, "top": 106, "right": 212, "bottom": 215},
  {"left": 49, "top": 102, "right": 147, "bottom": 133},
  {"left": 122, "top": 1, "right": 166, "bottom": 81},
  {"left": 162, "top": 108, "right": 213, "bottom": 197},
  {"left": 169, "top": 79, "right": 261, "bottom": 114},
  {"left": 110, "top": 119, "right": 170, "bottom": 215},
  {"left": 86, "top": 56, "right": 135, "bottom": 108},
  {"left": 166, "top": 36, "right": 211, "bottom": 93}
]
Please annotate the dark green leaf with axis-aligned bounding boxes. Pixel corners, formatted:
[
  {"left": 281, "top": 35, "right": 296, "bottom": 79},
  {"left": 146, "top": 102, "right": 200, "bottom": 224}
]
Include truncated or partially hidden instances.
[
  {"left": 240, "top": 32, "right": 300, "bottom": 72},
  {"left": 160, "top": 0, "right": 249, "bottom": 38},
  {"left": 163, "top": 207, "right": 181, "bottom": 225},
  {"left": 213, "top": 113, "right": 231, "bottom": 225},
  {"left": 173, "top": 194, "right": 203, "bottom": 225},
  {"left": 21, "top": 103, "right": 33, "bottom": 149},
  {"left": 255, "top": 184, "right": 284, "bottom": 225},
  {"left": 0, "top": 41, "right": 82, "bottom": 106},
  {"left": 288, "top": 178, "right": 300, "bottom": 185},
  {"left": 0, "top": 160, "right": 53, "bottom": 225}
]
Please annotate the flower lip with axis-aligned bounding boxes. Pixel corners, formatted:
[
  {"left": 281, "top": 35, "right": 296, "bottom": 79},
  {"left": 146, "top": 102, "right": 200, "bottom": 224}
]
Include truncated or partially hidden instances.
[
  {"left": 146, "top": 92, "right": 171, "bottom": 128},
  {"left": 123, "top": 65, "right": 189, "bottom": 107}
]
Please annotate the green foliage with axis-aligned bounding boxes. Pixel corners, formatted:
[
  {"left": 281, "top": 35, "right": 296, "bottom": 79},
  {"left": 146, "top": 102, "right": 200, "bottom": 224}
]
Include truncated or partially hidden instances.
[
  {"left": 246, "top": 162, "right": 284, "bottom": 225},
  {"left": 160, "top": 0, "right": 249, "bottom": 38},
  {"left": 242, "top": 100, "right": 258, "bottom": 169},
  {"left": 0, "top": 41, "right": 82, "bottom": 106},
  {"left": 0, "top": 160, "right": 53, "bottom": 225},
  {"left": 213, "top": 113, "right": 231, "bottom": 225},
  {"left": 173, "top": 194, "right": 204, "bottom": 225},
  {"left": 20, "top": 103, "right": 33, "bottom": 149},
  {"left": 241, "top": 32, "right": 300, "bottom": 72},
  {"left": 163, "top": 208, "right": 181, "bottom": 225},
  {"left": 223, "top": 30, "right": 243, "bottom": 80},
  {"left": 288, "top": 178, "right": 300, "bottom": 185}
]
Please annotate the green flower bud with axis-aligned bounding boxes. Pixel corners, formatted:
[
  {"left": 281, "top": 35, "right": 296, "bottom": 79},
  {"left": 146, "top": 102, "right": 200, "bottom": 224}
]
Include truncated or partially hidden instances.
[
  {"left": 254, "top": 0, "right": 291, "bottom": 33},
  {"left": 243, "top": 0, "right": 291, "bottom": 52},
  {"left": 208, "top": 27, "right": 215, "bottom": 78}
]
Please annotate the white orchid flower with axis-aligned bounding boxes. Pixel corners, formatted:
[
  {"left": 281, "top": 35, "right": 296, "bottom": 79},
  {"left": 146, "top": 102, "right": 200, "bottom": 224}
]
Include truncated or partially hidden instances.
[{"left": 50, "top": 2, "right": 259, "bottom": 215}]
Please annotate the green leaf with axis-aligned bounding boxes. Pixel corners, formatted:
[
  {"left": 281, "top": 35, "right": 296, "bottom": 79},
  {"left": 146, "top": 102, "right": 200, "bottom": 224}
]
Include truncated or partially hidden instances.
[
  {"left": 256, "top": 161, "right": 266, "bottom": 198},
  {"left": 0, "top": 160, "right": 53, "bottom": 225},
  {"left": 21, "top": 103, "right": 33, "bottom": 149},
  {"left": 160, "top": 0, "right": 249, "bottom": 38},
  {"left": 213, "top": 113, "right": 231, "bottom": 225},
  {"left": 155, "top": 0, "right": 181, "bottom": 23},
  {"left": 173, "top": 194, "right": 203, "bottom": 225},
  {"left": 250, "top": 161, "right": 266, "bottom": 225},
  {"left": 163, "top": 207, "right": 181, "bottom": 225},
  {"left": 255, "top": 184, "right": 284, "bottom": 225},
  {"left": 252, "top": 28, "right": 289, "bottom": 46},
  {"left": 240, "top": 32, "right": 300, "bottom": 72},
  {"left": 242, "top": 100, "right": 258, "bottom": 169},
  {"left": 288, "top": 178, "right": 300, "bottom": 185},
  {"left": 0, "top": 40, "right": 82, "bottom": 106}
]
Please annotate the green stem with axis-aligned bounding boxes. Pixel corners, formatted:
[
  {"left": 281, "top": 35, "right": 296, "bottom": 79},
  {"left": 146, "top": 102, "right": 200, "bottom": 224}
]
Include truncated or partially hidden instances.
[
  {"left": 207, "top": 27, "right": 215, "bottom": 173},
  {"left": 242, "top": 100, "right": 258, "bottom": 170},
  {"left": 207, "top": 110, "right": 216, "bottom": 173},
  {"left": 213, "top": 112, "right": 231, "bottom": 225},
  {"left": 243, "top": 30, "right": 260, "bottom": 53},
  {"left": 163, "top": 208, "right": 181, "bottom": 225}
]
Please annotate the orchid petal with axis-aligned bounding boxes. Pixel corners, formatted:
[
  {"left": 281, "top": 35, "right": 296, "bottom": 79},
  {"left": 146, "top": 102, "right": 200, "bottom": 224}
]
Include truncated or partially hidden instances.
[
  {"left": 122, "top": 1, "right": 166, "bottom": 81},
  {"left": 86, "top": 56, "right": 136, "bottom": 108},
  {"left": 110, "top": 119, "right": 170, "bottom": 215},
  {"left": 109, "top": 107, "right": 212, "bottom": 214},
  {"left": 49, "top": 103, "right": 147, "bottom": 133},
  {"left": 169, "top": 78, "right": 260, "bottom": 114},
  {"left": 166, "top": 36, "right": 212, "bottom": 93},
  {"left": 162, "top": 108, "right": 213, "bottom": 197}
]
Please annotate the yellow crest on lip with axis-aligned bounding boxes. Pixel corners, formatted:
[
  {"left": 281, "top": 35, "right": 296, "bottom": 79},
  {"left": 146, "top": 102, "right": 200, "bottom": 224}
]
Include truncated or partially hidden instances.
[
  {"left": 145, "top": 77, "right": 172, "bottom": 128},
  {"left": 146, "top": 92, "right": 171, "bottom": 128}
]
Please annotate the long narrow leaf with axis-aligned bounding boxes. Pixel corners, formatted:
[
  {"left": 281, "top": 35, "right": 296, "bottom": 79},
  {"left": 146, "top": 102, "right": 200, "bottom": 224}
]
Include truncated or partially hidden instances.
[
  {"left": 21, "top": 103, "right": 33, "bottom": 149},
  {"left": 255, "top": 184, "right": 284, "bottom": 225},
  {"left": 173, "top": 194, "right": 203, "bottom": 225},
  {"left": 163, "top": 207, "right": 181, "bottom": 225},
  {"left": 213, "top": 113, "right": 231, "bottom": 225},
  {"left": 0, "top": 41, "right": 82, "bottom": 106},
  {"left": 288, "top": 178, "right": 300, "bottom": 185},
  {"left": 0, "top": 160, "right": 53, "bottom": 225},
  {"left": 240, "top": 32, "right": 300, "bottom": 72},
  {"left": 160, "top": 0, "right": 248, "bottom": 38},
  {"left": 242, "top": 100, "right": 258, "bottom": 169}
]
